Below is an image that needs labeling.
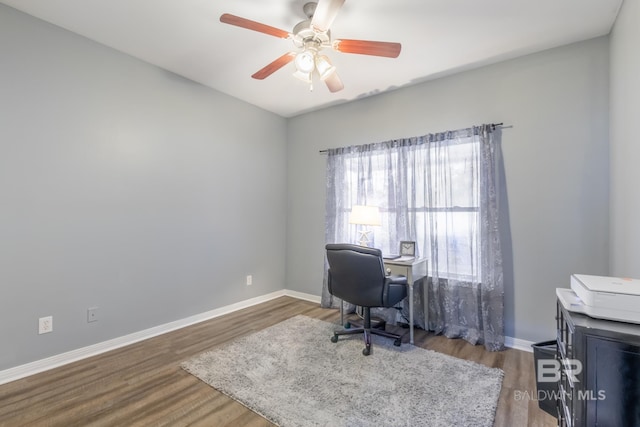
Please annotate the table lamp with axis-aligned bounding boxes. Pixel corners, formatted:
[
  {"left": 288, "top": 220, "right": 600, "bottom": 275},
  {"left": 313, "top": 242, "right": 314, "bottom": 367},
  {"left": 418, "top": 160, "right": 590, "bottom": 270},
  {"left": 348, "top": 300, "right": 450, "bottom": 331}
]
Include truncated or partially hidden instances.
[{"left": 349, "top": 205, "right": 381, "bottom": 247}]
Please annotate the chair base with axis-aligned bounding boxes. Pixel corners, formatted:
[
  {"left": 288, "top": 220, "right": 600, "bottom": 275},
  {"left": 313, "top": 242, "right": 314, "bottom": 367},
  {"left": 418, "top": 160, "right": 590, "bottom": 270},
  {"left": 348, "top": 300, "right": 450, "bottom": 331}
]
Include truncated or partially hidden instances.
[
  {"left": 344, "top": 317, "right": 387, "bottom": 331},
  {"left": 331, "top": 308, "right": 404, "bottom": 355}
]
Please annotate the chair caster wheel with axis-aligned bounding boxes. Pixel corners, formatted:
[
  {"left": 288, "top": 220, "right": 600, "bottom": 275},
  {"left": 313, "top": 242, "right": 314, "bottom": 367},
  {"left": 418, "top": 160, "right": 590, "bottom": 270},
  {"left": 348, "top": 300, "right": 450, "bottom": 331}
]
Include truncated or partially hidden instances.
[
  {"left": 344, "top": 322, "right": 351, "bottom": 329},
  {"left": 330, "top": 335, "right": 338, "bottom": 343},
  {"left": 394, "top": 339, "right": 402, "bottom": 347},
  {"left": 362, "top": 347, "right": 371, "bottom": 356}
]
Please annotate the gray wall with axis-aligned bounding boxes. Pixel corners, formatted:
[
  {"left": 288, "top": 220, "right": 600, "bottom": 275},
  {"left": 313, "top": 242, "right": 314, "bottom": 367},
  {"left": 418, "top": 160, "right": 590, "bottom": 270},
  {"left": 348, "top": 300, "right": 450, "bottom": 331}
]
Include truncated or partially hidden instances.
[
  {"left": 610, "top": 0, "right": 640, "bottom": 278},
  {"left": 0, "top": 2, "right": 619, "bottom": 372},
  {"left": 286, "top": 37, "right": 610, "bottom": 343},
  {"left": 0, "top": 5, "right": 287, "bottom": 371}
]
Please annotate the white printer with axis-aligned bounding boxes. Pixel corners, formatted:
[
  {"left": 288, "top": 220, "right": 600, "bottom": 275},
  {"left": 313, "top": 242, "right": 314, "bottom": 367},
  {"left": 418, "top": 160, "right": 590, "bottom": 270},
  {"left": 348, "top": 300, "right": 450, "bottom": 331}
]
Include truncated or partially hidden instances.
[{"left": 556, "top": 274, "right": 640, "bottom": 324}]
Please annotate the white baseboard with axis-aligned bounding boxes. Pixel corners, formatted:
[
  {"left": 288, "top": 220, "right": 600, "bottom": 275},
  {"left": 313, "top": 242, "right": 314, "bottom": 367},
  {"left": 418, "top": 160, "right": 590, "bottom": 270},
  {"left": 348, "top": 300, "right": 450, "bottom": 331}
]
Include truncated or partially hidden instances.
[
  {"left": 504, "top": 336, "right": 534, "bottom": 352},
  {"left": 0, "top": 290, "right": 531, "bottom": 385},
  {"left": 0, "top": 289, "right": 303, "bottom": 386},
  {"left": 283, "top": 289, "right": 322, "bottom": 304}
]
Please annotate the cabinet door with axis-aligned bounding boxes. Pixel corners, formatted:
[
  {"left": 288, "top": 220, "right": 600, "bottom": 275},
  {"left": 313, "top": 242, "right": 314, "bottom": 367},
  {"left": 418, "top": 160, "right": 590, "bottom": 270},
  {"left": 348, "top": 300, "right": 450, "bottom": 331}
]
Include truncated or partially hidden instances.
[{"left": 585, "top": 336, "right": 640, "bottom": 426}]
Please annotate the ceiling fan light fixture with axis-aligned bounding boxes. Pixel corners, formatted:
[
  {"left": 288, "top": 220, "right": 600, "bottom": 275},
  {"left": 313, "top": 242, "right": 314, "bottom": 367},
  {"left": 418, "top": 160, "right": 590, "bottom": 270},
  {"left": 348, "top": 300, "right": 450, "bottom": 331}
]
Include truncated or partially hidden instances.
[
  {"left": 315, "top": 55, "right": 336, "bottom": 80},
  {"left": 292, "top": 69, "right": 312, "bottom": 84},
  {"left": 294, "top": 50, "right": 316, "bottom": 74}
]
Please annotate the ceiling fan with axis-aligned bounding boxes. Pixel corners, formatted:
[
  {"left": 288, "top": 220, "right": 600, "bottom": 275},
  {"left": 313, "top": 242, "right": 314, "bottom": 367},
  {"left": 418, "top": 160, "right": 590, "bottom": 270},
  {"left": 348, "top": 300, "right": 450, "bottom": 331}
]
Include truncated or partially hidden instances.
[{"left": 220, "top": 0, "right": 401, "bottom": 93}]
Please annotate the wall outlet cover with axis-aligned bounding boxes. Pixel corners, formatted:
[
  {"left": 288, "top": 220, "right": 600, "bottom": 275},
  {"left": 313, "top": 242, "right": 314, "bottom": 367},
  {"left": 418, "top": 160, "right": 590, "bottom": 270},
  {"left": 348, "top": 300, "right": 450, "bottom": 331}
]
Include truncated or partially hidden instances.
[
  {"left": 87, "top": 307, "right": 99, "bottom": 323},
  {"left": 38, "top": 316, "right": 53, "bottom": 334}
]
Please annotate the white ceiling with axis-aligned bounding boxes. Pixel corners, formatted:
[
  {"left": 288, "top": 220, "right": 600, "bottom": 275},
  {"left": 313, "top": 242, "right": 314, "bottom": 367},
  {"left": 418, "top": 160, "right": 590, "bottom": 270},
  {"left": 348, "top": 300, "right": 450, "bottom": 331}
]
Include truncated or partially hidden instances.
[{"left": 1, "top": 0, "right": 622, "bottom": 118}]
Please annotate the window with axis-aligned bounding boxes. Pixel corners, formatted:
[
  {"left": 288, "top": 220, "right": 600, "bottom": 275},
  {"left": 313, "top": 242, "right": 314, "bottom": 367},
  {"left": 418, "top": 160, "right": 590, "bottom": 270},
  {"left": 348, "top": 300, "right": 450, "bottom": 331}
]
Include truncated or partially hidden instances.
[
  {"left": 324, "top": 125, "right": 505, "bottom": 350},
  {"left": 336, "top": 137, "right": 481, "bottom": 280}
]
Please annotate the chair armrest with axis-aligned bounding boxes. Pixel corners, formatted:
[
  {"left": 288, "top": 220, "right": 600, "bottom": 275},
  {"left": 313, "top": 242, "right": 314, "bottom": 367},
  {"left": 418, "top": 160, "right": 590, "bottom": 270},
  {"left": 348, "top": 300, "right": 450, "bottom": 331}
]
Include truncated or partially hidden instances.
[{"left": 386, "top": 275, "right": 407, "bottom": 285}]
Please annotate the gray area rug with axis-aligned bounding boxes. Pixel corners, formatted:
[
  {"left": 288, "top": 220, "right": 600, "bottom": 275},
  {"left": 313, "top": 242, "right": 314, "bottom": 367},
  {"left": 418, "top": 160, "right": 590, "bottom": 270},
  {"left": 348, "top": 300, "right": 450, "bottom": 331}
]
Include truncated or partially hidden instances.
[{"left": 181, "top": 315, "right": 504, "bottom": 427}]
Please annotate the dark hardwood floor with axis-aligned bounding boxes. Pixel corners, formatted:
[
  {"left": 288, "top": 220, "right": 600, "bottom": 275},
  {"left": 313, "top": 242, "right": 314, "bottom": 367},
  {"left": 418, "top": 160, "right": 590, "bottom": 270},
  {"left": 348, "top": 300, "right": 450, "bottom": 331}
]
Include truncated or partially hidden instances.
[{"left": 0, "top": 297, "right": 556, "bottom": 426}]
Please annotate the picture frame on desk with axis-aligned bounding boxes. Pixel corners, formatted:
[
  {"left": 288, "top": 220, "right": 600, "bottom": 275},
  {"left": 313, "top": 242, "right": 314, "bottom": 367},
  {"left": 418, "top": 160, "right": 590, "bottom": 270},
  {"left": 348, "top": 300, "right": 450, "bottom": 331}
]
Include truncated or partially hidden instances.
[{"left": 399, "top": 241, "right": 415, "bottom": 257}]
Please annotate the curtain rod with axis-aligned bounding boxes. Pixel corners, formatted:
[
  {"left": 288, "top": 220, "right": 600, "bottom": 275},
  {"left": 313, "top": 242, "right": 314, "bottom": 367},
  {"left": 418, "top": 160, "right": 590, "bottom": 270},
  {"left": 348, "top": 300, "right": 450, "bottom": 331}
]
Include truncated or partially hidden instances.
[{"left": 318, "top": 122, "right": 509, "bottom": 154}]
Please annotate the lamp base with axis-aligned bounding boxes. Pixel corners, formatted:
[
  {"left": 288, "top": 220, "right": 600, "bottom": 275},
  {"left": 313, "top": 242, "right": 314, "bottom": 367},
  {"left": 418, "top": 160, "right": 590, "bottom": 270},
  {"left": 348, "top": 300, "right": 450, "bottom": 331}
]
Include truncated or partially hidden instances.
[{"left": 357, "top": 230, "right": 373, "bottom": 247}]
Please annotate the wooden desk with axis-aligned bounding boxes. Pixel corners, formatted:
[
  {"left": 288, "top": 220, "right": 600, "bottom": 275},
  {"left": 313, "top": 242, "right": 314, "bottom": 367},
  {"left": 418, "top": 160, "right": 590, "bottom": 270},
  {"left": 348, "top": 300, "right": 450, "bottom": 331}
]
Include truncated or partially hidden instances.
[{"left": 384, "top": 257, "right": 427, "bottom": 344}]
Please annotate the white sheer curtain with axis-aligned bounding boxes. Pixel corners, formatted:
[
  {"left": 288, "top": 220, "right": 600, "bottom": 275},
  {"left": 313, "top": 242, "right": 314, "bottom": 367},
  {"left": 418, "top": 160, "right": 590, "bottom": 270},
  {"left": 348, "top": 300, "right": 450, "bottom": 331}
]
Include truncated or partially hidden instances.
[{"left": 322, "top": 124, "right": 505, "bottom": 351}]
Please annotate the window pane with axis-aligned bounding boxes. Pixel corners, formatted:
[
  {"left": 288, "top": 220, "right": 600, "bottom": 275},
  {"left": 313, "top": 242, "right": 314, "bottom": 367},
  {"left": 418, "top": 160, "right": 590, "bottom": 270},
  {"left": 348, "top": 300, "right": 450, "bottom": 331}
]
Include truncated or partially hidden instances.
[{"left": 415, "top": 211, "right": 479, "bottom": 279}]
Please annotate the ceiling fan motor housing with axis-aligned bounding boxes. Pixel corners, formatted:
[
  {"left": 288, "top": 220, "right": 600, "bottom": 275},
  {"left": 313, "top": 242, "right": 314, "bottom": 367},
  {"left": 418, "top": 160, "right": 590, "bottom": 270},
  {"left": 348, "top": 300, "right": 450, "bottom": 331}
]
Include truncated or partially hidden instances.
[{"left": 292, "top": 19, "right": 331, "bottom": 50}]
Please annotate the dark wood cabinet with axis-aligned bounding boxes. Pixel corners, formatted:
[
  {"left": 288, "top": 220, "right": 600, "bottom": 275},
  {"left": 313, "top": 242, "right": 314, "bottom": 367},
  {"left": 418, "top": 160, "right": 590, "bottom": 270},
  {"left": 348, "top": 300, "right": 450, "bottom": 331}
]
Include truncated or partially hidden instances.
[{"left": 556, "top": 300, "right": 640, "bottom": 427}]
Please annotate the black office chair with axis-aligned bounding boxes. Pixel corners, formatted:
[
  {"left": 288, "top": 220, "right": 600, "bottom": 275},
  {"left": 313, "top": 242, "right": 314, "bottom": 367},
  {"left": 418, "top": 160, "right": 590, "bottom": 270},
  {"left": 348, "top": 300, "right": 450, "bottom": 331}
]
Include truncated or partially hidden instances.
[{"left": 325, "top": 243, "right": 408, "bottom": 356}]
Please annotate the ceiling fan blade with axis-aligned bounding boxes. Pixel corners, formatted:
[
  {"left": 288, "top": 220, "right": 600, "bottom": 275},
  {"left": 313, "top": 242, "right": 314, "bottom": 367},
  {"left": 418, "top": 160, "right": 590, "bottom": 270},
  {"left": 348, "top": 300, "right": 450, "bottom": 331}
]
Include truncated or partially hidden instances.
[
  {"left": 311, "top": 0, "right": 345, "bottom": 32},
  {"left": 251, "top": 52, "right": 296, "bottom": 80},
  {"left": 324, "top": 71, "right": 344, "bottom": 93},
  {"left": 333, "top": 39, "right": 401, "bottom": 58},
  {"left": 220, "top": 13, "right": 290, "bottom": 39}
]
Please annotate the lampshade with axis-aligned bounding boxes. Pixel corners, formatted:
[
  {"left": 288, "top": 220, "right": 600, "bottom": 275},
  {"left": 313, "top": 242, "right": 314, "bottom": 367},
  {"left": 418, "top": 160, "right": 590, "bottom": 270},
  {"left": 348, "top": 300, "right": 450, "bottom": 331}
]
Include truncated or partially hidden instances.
[
  {"left": 294, "top": 50, "right": 315, "bottom": 74},
  {"left": 349, "top": 205, "right": 381, "bottom": 226},
  {"left": 315, "top": 55, "right": 336, "bottom": 80},
  {"left": 292, "top": 69, "right": 312, "bottom": 83}
]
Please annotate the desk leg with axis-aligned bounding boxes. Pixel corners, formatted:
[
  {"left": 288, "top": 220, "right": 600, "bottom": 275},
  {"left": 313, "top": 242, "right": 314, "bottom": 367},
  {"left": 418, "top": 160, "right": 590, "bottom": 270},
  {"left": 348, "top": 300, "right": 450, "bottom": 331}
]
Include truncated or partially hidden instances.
[{"left": 408, "top": 281, "right": 414, "bottom": 344}]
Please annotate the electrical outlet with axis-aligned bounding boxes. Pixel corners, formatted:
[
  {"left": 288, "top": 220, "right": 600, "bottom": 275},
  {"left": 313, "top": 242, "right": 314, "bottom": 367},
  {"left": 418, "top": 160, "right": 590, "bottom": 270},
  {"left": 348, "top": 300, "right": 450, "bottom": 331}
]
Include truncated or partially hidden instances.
[
  {"left": 38, "top": 316, "right": 53, "bottom": 334},
  {"left": 87, "top": 307, "right": 99, "bottom": 323},
  {"left": 246, "top": 275, "right": 253, "bottom": 286}
]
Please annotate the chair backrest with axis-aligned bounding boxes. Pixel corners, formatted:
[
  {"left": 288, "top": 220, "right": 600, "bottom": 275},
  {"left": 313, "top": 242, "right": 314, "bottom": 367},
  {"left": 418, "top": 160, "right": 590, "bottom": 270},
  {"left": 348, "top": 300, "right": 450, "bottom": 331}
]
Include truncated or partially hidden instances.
[{"left": 325, "top": 244, "right": 386, "bottom": 307}]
